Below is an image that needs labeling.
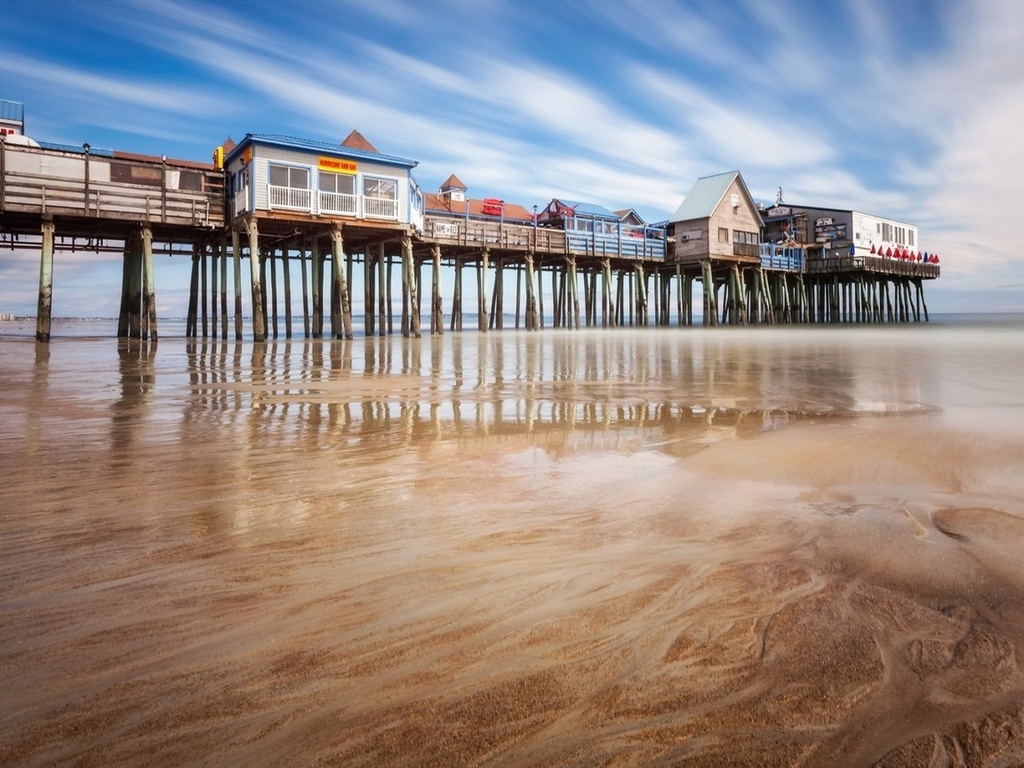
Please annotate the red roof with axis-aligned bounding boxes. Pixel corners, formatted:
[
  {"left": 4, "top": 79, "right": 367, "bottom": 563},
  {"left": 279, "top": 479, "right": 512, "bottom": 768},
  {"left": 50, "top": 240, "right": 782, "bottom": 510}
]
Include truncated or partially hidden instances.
[
  {"left": 341, "top": 130, "right": 379, "bottom": 153},
  {"left": 423, "top": 191, "right": 534, "bottom": 223}
]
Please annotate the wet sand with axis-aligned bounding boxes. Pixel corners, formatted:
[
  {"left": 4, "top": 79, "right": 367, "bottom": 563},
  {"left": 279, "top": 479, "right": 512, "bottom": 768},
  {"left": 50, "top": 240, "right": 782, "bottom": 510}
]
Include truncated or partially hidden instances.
[{"left": 2, "top": 324, "right": 1024, "bottom": 766}]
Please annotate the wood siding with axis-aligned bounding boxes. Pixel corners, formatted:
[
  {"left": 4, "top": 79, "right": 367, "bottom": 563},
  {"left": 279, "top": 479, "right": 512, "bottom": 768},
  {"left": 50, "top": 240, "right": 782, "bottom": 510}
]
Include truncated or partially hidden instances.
[
  {"left": 670, "top": 177, "right": 762, "bottom": 266},
  {"left": 242, "top": 144, "right": 412, "bottom": 224}
]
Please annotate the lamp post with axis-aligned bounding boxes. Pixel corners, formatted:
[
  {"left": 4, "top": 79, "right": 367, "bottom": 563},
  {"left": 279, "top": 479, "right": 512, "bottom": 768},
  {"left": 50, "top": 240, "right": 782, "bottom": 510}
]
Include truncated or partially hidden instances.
[
  {"left": 0, "top": 133, "right": 6, "bottom": 213},
  {"left": 82, "top": 143, "right": 91, "bottom": 215}
]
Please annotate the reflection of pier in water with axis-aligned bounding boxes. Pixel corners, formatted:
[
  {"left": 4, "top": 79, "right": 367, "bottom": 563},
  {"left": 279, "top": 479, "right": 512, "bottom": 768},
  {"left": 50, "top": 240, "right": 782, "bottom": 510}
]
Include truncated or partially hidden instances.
[{"left": 172, "top": 332, "right": 911, "bottom": 454}]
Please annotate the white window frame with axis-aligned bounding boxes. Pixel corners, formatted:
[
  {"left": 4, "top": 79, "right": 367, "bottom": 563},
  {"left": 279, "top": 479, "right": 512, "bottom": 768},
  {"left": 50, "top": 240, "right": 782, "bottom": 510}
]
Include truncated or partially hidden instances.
[
  {"left": 268, "top": 162, "right": 312, "bottom": 212},
  {"left": 362, "top": 174, "right": 399, "bottom": 220}
]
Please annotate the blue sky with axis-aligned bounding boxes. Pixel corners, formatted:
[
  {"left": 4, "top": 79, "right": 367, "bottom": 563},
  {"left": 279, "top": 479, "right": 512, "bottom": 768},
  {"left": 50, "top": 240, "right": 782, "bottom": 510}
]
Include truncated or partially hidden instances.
[{"left": 1, "top": 0, "right": 1021, "bottom": 317}]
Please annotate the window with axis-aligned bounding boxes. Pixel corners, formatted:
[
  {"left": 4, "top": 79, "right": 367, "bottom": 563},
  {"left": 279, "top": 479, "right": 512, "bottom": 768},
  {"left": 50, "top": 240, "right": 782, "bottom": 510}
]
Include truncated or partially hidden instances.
[
  {"left": 363, "top": 175, "right": 399, "bottom": 218},
  {"left": 319, "top": 171, "right": 354, "bottom": 195},
  {"left": 732, "top": 229, "right": 759, "bottom": 256},
  {"left": 177, "top": 171, "right": 203, "bottom": 192},
  {"left": 230, "top": 169, "right": 247, "bottom": 196},
  {"left": 111, "top": 162, "right": 162, "bottom": 186},
  {"left": 269, "top": 163, "right": 309, "bottom": 189},
  {"left": 718, "top": 227, "right": 729, "bottom": 243},
  {"left": 364, "top": 176, "right": 397, "bottom": 199}
]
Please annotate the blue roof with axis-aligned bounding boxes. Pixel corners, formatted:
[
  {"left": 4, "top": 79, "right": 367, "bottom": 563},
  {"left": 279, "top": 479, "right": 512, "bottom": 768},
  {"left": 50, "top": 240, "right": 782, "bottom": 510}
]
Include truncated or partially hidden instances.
[
  {"left": 671, "top": 170, "right": 746, "bottom": 222},
  {"left": 550, "top": 198, "right": 619, "bottom": 220},
  {"left": 0, "top": 100, "right": 24, "bottom": 122},
  {"left": 228, "top": 133, "right": 418, "bottom": 169}
]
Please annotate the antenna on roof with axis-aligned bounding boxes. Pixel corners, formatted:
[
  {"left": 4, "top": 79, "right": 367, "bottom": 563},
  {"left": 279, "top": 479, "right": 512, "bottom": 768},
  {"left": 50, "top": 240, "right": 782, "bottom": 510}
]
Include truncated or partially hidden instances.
[{"left": 776, "top": 186, "right": 784, "bottom": 206}]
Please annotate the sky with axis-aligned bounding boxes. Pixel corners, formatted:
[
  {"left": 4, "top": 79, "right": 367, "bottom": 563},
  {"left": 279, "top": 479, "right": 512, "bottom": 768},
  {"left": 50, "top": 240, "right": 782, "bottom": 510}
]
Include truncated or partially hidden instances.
[{"left": 1, "top": 0, "right": 1022, "bottom": 317}]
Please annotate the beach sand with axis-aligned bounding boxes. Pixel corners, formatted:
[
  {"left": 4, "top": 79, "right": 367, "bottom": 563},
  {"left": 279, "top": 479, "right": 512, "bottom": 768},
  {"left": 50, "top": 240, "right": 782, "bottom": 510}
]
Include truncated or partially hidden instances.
[{"left": 2, "top": 328, "right": 1024, "bottom": 766}]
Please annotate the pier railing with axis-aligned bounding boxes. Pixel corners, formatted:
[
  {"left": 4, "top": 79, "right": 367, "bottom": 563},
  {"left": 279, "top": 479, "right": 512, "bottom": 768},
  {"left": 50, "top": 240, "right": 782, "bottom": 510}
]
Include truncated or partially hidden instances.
[
  {"left": 0, "top": 142, "right": 224, "bottom": 229},
  {"left": 425, "top": 216, "right": 565, "bottom": 252},
  {"left": 807, "top": 254, "right": 940, "bottom": 278},
  {"left": 758, "top": 243, "right": 804, "bottom": 271},
  {"left": 265, "top": 184, "right": 399, "bottom": 221},
  {"left": 423, "top": 215, "right": 666, "bottom": 260}
]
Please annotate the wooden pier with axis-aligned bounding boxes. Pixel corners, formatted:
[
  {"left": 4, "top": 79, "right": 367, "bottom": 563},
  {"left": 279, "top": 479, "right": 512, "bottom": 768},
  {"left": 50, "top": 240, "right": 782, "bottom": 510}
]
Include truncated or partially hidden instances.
[{"left": 0, "top": 136, "right": 940, "bottom": 342}]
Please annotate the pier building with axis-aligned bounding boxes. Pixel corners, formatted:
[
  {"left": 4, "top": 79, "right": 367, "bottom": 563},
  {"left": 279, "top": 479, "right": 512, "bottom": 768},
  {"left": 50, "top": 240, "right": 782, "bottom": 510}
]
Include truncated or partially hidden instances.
[{"left": 0, "top": 99, "right": 941, "bottom": 341}]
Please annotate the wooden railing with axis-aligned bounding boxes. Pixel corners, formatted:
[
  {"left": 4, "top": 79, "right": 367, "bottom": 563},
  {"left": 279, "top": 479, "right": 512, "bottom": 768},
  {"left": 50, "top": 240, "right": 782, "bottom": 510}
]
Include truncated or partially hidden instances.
[
  {"left": 0, "top": 143, "right": 224, "bottom": 228},
  {"left": 425, "top": 216, "right": 564, "bottom": 252},
  {"left": 423, "top": 215, "right": 667, "bottom": 260},
  {"left": 758, "top": 243, "right": 804, "bottom": 271},
  {"left": 807, "top": 254, "right": 940, "bottom": 278}
]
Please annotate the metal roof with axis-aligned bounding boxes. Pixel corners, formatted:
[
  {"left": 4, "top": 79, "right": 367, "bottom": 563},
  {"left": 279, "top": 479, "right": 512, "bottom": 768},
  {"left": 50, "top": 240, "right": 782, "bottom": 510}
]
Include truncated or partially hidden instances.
[
  {"left": 227, "top": 133, "right": 418, "bottom": 169},
  {"left": 550, "top": 199, "right": 619, "bottom": 220},
  {"left": 0, "top": 100, "right": 25, "bottom": 122},
  {"left": 670, "top": 170, "right": 741, "bottom": 222}
]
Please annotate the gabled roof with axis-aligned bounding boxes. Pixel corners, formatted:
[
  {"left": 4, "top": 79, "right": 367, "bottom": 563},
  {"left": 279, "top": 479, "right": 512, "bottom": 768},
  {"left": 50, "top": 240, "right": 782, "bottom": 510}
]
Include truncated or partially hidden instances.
[
  {"left": 439, "top": 174, "right": 467, "bottom": 192},
  {"left": 226, "top": 133, "right": 418, "bottom": 169},
  {"left": 341, "top": 130, "right": 378, "bottom": 153},
  {"left": 671, "top": 170, "right": 759, "bottom": 223},
  {"left": 615, "top": 208, "right": 646, "bottom": 226}
]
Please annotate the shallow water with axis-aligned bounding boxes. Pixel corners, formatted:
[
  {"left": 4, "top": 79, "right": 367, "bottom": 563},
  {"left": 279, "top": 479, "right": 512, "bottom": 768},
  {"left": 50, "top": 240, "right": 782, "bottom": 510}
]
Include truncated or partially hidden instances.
[{"left": 2, "top": 319, "right": 1024, "bottom": 766}]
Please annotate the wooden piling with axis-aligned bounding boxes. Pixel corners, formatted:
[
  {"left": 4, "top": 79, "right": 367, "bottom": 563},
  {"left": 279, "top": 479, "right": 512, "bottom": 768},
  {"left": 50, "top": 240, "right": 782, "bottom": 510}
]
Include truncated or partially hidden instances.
[
  {"left": 311, "top": 239, "right": 324, "bottom": 338},
  {"left": 478, "top": 248, "right": 489, "bottom": 333},
  {"left": 231, "top": 229, "right": 243, "bottom": 341},
  {"left": 125, "top": 231, "right": 144, "bottom": 338},
  {"left": 118, "top": 238, "right": 133, "bottom": 338},
  {"left": 377, "top": 242, "right": 387, "bottom": 337},
  {"left": 602, "top": 258, "right": 615, "bottom": 328},
  {"left": 200, "top": 243, "right": 209, "bottom": 338},
  {"left": 247, "top": 220, "right": 265, "bottom": 342},
  {"left": 568, "top": 256, "right": 580, "bottom": 330},
  {"left": 282, "top": 247, "right": 292, "bottom": 339},
  {"left": 186, "top": 246, "right": 200, "bottom": 338},
  {"left": 269, "top": 248, "right": 278, "bottom": 339},
  {"left": 141, "top": 227, "right": 157, "bottom": 342},
  {"left": 431, "top": 244, "right": 443, "bottom": 335},
  {"left": 35, "top": 218, "right": 55, "bottom": 343},
  {"left": 363, "top": 246, "right": 374, "bottom": 337},
  {"left": 330, "top": 225, "right": 353, "bottom": 340},
  {"left": 300, "top": 244, "right": 310, "bottom": 338},
  {"left": 209, "top": 243, "right": 218, "bottom": 339},
  {"left": 451, "top": 258, "right": 463, "bottom": 332},
  {"left": 525, "top": 253, "right": 538, "bottom": 331},
  {"left": 219, "top": 240, "right": 228, "bottom": 340},
  {"left": 402, "top": 235, "right": 420, "bottom": 338},
  {"left": 259, "top": 249, "right": 268, "bottom": 336}
]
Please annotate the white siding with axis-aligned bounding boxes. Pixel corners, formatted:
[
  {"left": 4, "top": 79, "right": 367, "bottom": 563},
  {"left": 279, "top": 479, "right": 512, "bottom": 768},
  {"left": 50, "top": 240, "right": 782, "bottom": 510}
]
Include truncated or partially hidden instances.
[
  {"left": 852, "top": 211, "right": 919, "bottom": 255},
  {"left": 248, "top": 144, "right": 412, "bottom": 222}
]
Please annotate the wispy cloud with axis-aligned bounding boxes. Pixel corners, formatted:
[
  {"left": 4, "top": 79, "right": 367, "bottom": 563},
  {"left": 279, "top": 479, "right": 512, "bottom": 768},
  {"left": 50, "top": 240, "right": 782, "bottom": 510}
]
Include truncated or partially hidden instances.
[{"left": 2, "top": 0, "right": 1022, "bottom": 314}]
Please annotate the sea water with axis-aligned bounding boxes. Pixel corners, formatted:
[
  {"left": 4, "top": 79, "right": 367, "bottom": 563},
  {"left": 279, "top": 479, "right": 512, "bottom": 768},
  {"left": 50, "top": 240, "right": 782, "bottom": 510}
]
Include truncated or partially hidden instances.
[{"left": 1, "top": 315, "right": 1023, "bottom": 765}]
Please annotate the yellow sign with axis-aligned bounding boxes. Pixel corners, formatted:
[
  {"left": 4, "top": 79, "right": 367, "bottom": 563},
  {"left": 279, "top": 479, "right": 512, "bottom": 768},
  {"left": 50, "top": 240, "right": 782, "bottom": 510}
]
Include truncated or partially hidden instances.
[{"left": 319, "top": 156, "right": 357, "bottom": 174}]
